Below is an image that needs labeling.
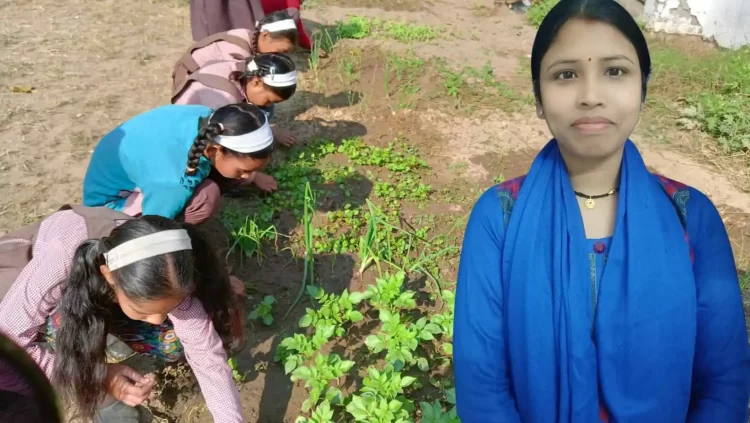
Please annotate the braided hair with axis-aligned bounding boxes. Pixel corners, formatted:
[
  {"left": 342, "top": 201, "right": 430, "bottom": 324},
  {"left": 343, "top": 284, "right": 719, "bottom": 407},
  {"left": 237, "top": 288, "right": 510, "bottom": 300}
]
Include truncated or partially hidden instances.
[
  {"left": 234, "top": 53, "right": 298, "bottom": 101},
  {"left": 254, "top": 11, "right": 299, "bottom": 54},
  {"left": 184, "top": 103, "right": 272, "bottom": 176}
]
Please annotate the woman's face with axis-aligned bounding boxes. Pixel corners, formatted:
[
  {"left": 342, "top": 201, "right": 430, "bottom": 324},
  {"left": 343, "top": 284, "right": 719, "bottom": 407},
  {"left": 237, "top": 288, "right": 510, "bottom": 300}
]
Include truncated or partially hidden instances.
[
  {"left": 244, "top": 78, "right": 285, "bottom": 107},
  {"left": 207, "top": 144, "right": 270, "bottom": 179},
  {"left": 258, "top": 32, "right": 295, "bottom": 55},
  {"left": 537, "top": 19, "right": 643, "bottom": 161},
  {"left": 100, "top": 265, "right": 185, "bottom": 325}
]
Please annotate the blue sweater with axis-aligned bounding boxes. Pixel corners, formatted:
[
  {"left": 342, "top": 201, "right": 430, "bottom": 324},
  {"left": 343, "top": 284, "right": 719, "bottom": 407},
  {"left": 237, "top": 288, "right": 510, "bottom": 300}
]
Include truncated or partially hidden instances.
[{"left": 83, "top": 105, "right": 213, "bottom": 219}]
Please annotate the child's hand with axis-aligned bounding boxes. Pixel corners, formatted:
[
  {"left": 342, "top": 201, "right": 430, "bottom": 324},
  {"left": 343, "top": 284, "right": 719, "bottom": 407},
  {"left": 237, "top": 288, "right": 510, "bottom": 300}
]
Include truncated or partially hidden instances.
[
  {"left": 271, "top": 126, "right": 298, "bottom": 147},
  {"left": 229, "top": 276, "right": 245, "bottom": 296},
  {"left": 104, "top": 364, "right": 155, "bottom": 407},
  {"left": 252, "top": 172, "right": 278, "bottom": 193}
]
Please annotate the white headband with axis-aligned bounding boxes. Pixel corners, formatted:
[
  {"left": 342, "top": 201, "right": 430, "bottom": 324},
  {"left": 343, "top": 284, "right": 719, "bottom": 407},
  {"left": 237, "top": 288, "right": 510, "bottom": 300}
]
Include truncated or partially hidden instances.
[
  {"left": 259, "top": 19, "right": 297, "bottom": 33},
  {"left": 104, "top": 229, "right": 192, "bottom": 272},
  {"left": 247, "top": 60, "right": 297, "bottom": 88},
  {"left": 214, "top": 115, "right": 273, "bottom": 153}
]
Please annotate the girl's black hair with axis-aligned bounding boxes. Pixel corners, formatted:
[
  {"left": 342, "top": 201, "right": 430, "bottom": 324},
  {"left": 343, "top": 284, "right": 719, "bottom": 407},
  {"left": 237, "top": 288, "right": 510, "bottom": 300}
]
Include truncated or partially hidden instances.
[
  {"left": 530, "top": 0, "right": 651, "bottom": 103},
  {"left": 234, "top": 52, "right": 297, "bottom": 102},
  {"left": 185, "top": 103, "right": 273, "bottom": 175},
  {"left": 252, "top": 11, "right": 299, "bottom": 54},
  {"left": 52, "top": 216, "right": 243, "bottom": 418}
]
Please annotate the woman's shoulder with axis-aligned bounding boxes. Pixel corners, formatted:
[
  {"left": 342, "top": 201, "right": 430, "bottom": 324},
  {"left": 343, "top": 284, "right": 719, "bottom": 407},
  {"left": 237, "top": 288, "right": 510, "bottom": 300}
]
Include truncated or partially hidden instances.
[{"left": 37, "top": 209, "right": 90, "bottom": 251}]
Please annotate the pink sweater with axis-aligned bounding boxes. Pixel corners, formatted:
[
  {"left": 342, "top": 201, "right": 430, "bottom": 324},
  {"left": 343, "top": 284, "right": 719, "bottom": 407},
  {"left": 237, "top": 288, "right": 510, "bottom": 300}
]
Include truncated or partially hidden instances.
[
  {"left": 191, "top": 29, "right": 255, "bottom": 68},
  {"left": 0, "top": 210, "right": 243, "bottom": 422},
  {"left": 172, "top": 60, "right": 247, "bottom": 109}
]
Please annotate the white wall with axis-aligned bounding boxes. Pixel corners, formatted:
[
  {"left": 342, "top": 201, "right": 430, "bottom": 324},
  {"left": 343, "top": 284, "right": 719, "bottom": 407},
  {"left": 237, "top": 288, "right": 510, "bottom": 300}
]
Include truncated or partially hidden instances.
[{"left": 644, "top": 0, "right": 750, "bottom": 49}]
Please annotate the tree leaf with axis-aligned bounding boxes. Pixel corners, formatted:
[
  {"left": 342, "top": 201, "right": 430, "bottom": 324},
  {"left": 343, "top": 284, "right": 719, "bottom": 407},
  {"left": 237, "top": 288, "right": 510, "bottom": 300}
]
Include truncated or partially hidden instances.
[
  {"left": 263, "top": 315, "right": 273, "bottom": 326},
  {"left": 264, "top": 295, "right": 275, "bottom": 304},
  {"left": 417, "top": 357, "right": 430, "bottom": 372}
]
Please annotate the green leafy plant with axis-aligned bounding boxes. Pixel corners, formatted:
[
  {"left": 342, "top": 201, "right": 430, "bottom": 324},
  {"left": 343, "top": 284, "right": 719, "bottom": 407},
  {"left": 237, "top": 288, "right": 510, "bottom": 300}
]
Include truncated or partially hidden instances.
[
  {"left": 248, "top": 295, "right": 276, "bottom": 326},
  {"left": 295, "top": 400, "right": 335, "bottom": 423},
  {"left": 345, "top": 395, "right": 412, "bottom": 423},
  {"left": 419, "top": 401, "right": 460, "bottom": 423},
  {"left": 228, "top": 357, "right": 245, "bottom": 383},
  {"left": 292, "top": 353, "right": 355, "bottom": 411},
  {"left": 337, "top": 16, "right": 372, "bottom": 39},
  {"left": 364, "top": 272, "right": 417, "bottom": 312},
  {"left": 360, "top": 364, "right": 416, "bottom": 400},
  {"left": 276, "top": 324, "right": 336, "bottom": 374},
  {"left": 225, "top": 216, "right": 278, "bottom": 261},
  {"left": 299, "top": 286, "right": 366, "bottom": 336},
  {"left": 365, "top": 310, "right": 441, "bottom": 368}
]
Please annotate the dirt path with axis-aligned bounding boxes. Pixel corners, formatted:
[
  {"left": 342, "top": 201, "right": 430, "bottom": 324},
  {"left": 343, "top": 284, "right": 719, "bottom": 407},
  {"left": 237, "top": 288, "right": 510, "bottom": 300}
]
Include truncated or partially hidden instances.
[{"left": 2, "top": 0, "right": 749, "bottom": 421}]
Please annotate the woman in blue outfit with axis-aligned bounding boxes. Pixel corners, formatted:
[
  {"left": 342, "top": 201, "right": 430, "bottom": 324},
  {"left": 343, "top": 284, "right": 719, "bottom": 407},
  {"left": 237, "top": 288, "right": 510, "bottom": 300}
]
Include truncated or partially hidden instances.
[{"left": 453, "top": 1, "right": 750, "bottom": 422}]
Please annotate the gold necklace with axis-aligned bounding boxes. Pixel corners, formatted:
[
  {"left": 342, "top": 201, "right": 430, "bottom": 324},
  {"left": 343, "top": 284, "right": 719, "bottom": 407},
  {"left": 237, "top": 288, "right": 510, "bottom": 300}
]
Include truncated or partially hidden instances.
[{"left": 573, "top": 188, "right": 618, "bottom": 209}]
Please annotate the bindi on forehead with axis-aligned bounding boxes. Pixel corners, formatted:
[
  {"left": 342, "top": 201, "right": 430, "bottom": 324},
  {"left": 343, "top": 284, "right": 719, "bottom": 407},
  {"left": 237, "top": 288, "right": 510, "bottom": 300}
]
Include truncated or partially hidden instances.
[{"left": 588, "top": 57, "right": 591, "bottom": 62}]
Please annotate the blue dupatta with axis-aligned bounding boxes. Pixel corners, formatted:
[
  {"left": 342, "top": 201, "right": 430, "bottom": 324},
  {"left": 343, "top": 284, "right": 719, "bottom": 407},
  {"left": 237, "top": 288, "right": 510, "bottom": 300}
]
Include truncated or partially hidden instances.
[{"left": 502, "top": 140, "right": 697, "bottom": 422}]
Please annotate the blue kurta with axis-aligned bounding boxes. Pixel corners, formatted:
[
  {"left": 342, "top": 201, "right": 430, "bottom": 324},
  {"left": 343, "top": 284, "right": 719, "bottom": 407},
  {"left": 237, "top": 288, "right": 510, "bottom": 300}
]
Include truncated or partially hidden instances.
[
  {"left": 454, "top": 169, "right": 750, "bottom": 422},
  {"left": 82, "top": 105, "right": 213, "bottom": 219}
]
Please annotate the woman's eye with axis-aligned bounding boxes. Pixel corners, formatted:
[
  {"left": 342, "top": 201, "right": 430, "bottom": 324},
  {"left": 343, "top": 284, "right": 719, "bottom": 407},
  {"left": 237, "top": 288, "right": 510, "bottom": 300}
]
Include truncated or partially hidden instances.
[
  {"left": 555, "top": 71, "right": 576, "bottom": 80},
  {"left": 606, "top": 68, "right": 626, "bottom": 77}
]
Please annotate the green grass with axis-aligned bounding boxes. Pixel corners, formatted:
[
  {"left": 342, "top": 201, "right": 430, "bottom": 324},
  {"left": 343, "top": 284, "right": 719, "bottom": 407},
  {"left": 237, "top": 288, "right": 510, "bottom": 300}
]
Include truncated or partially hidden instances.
[
  {"left": 526, "top": 0, "right": 559, "bottom": 28},
  {"left": 383, "top": 21, "right": 437, "bottom": 43},
  {"left": 649, "top": 45, "right": 750, "bottom": 153},
  {"left": 335, "top": 16, "right": 438, "bottom": 43},
  {"left": 336, "top": 16, "right": 372, "bottom": 39}
]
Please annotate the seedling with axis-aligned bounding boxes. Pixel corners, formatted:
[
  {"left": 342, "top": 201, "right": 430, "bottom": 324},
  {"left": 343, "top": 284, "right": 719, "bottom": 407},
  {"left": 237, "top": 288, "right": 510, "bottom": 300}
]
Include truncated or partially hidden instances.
[{"left": 248, "top": 295, "right": 276, "bottom": 326}]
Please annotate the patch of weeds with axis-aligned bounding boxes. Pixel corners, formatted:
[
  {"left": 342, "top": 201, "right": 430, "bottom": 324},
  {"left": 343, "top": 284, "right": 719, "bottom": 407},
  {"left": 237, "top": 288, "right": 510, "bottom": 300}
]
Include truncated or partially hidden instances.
[
  {"left": 651, "top": 45, "right": 750, "bottom": 153},
  {"left": 336, "top": 16, "right": 438, "bottom": 43},
  {"left": 527, "top": 0, "right": 559, "bottom": 28},
  {"left": 337, "top": 16, "right": 372, "bottom": 39},
  {"left": 437, "top": 60, "right": 533, "bottom": 111},
  {"left": 384, "top": 51, "right": 425, "bottom": 109},
  {"left": 383, "top": 20, "right": 437, "bottom": 43}
]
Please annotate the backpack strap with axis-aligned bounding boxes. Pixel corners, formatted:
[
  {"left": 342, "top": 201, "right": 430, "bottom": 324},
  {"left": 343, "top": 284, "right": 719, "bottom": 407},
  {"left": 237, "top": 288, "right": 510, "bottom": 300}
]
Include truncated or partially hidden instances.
[
  {"left": 171, "top": 65, "right": 246, "bottom": 104},
  {"left": 171, "top": 32, "right": 253, "bottom": 101}
]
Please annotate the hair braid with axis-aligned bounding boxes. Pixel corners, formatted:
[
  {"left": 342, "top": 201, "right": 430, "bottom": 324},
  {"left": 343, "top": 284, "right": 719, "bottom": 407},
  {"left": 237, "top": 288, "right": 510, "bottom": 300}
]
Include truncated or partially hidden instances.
[
  {"left": 185, "top": 120, "right": 222, "bottom": 175},
  {"left": 251, "top": 30, "right": 259, "bottom": 56}
]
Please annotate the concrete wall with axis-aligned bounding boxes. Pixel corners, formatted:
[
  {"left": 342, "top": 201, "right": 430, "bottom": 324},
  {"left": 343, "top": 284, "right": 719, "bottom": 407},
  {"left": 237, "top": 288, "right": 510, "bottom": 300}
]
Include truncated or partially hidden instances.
[{"left": 644, "top": 0, "right": 750, "bottom": 49}]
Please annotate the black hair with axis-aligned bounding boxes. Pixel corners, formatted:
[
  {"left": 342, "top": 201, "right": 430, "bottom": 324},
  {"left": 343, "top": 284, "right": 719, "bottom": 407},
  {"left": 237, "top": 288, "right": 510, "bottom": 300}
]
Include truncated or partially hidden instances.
[
  {"left": 185, "top": 103, "right": 273, "bottom": 175},
  {"left": 0, "top": 334, "right": 62, "bottom": 422},
  {"left": 52, "top": 216, "right": 243, "bottom": 419},
  {"left": 530, "top": 0, "right": 651, "bottom": 103},
  {"left": 233, "top": 52, "right": 298, "bottom": 102},
  {"left": 252, "top": 11, "right": 299, "bottom": 54}
]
